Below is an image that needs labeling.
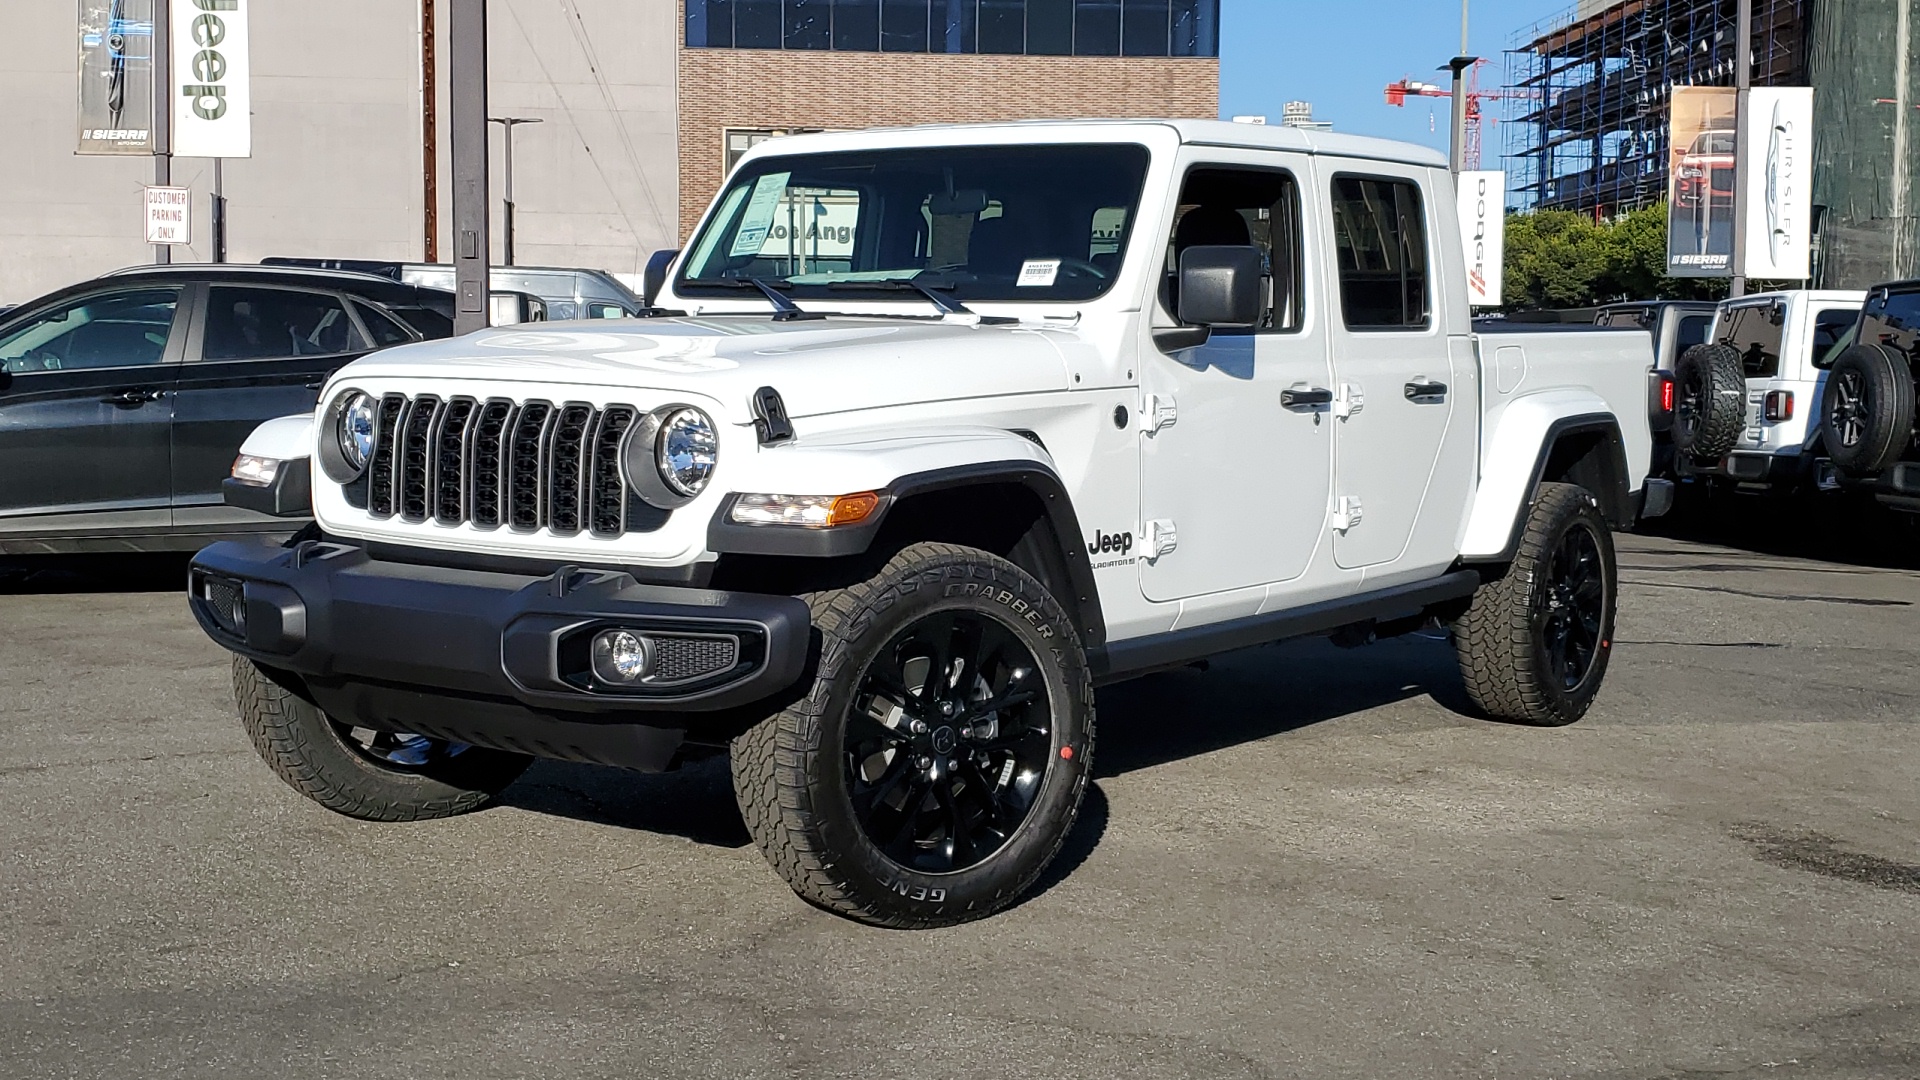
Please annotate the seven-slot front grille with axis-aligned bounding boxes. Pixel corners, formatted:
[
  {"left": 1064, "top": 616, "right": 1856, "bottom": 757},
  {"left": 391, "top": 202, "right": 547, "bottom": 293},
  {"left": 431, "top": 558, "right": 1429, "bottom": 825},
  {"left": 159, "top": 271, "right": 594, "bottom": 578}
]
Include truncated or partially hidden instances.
[{"left": 363, "top": 394, "right": 646, "bottom": 537}]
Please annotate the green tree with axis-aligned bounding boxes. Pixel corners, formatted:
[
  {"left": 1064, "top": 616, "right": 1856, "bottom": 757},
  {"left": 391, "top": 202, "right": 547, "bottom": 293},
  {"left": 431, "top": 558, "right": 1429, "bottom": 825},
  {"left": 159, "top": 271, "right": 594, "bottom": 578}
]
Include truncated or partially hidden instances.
[{"left": 1502, "top": 202, "right": 1727, "bottom": 312}]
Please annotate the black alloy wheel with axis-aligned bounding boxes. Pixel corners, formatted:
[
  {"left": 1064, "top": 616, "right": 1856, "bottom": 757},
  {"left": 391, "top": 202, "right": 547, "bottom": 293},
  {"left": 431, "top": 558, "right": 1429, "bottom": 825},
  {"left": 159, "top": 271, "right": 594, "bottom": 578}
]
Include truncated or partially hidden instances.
[
  {"left": 1536, "top": 520, "right": 1606, "bottom": 693},
  {"left": 1829, "top": 368, "right": 1868, "bottom": 450},
  {"left": 844, "top": 610, "right": 1053, "bottom": 876}
]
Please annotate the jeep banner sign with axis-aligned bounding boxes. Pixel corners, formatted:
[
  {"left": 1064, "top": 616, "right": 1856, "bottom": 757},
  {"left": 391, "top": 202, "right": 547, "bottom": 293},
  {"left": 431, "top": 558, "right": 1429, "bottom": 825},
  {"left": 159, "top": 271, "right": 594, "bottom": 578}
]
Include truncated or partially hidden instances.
[
  {"left": 170, "top": 0, "right": 251, "bottom": 159},
  {"left": 1666, "top": 86, "right": 1737, "bottom": 278},
  {"left": 1740, "top": 87, "right": 1814, "bottom": 281},
  {"left": 76, "top": 0, "right": 158, "bottom": 155},
  {"left": 1456, "top": 170, "right": 1504, "bottom": 307}
]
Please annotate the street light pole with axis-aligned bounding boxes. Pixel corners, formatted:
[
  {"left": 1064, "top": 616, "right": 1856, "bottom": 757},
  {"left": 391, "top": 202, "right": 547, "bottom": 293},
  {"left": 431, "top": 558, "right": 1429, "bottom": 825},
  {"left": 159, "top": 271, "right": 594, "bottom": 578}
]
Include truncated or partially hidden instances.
[
  {"left": 489, "top": 116, "right": 542, "bottom": 267},
  {"left": 1448, "top": 0, "right": 1473, "bottom": 175},
  {"left": 1730, "top": 0, "right": 1753, "bottom": 298}
]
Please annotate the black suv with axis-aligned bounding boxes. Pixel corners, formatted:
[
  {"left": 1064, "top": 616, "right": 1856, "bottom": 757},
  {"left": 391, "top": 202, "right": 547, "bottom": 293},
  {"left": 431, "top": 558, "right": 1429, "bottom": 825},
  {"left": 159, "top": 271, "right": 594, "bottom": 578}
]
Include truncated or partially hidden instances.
[
  {"left": 1820, "top": 280, "right": 1920, "bottom": 511},
  {"left": 0, "top": 264, "right": 453, "bottom": 553}
]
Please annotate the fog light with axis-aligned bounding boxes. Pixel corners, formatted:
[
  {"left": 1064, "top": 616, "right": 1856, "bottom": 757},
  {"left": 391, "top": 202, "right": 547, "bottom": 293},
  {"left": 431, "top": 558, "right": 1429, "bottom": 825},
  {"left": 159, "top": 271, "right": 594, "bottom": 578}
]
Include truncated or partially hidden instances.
[
  {"left": 231, "top": 454, "right": 280, "bottom": 488},
  {"left": 591, "top": 630, "right": 654, "bottom": 684}
]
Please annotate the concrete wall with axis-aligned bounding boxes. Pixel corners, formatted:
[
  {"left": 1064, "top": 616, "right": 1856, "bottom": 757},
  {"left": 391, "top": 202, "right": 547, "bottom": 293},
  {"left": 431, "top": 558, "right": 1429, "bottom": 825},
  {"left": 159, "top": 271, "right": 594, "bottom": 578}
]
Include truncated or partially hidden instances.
[
  {"left": 676, "top": 47, "right": 1219, "bottom": 241},
  {"left": 0, "top": 0, "right": 680, "bottom": 307}
]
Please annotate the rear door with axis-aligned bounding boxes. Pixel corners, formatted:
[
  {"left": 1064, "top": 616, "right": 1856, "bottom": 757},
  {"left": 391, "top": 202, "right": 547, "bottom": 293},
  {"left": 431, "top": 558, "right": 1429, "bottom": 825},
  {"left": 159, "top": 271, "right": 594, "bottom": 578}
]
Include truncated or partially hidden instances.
[
  {"left": 0, "top": 286, "right": 185, "bottom": 540},
  {"left": 170, "top": 284, "right": 374, "bottom": 531},
  {"left": 1321, "top": 168, "right": 1475, "bottom": 574}
]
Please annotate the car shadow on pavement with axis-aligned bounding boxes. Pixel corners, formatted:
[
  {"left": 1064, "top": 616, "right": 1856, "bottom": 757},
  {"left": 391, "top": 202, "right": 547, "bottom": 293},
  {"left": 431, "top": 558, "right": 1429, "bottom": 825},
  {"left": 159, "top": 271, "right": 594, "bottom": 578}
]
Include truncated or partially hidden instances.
[
  {"left": 499, "top": 755, "right": 753, "bottom": 848},
  {"left": 0, "top": 553, "right": 192, "bottom": 594},
  {"left": 1639, "top": 488, "right": 1920, "bottom": 571}
]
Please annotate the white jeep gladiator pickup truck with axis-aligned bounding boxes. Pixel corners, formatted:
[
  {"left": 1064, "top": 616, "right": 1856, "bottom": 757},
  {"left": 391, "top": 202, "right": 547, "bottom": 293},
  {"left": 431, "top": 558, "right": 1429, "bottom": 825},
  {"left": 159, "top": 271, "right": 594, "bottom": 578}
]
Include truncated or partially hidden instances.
[{"left": 192, "top": 121, "right": 1663, "bottom": 928}]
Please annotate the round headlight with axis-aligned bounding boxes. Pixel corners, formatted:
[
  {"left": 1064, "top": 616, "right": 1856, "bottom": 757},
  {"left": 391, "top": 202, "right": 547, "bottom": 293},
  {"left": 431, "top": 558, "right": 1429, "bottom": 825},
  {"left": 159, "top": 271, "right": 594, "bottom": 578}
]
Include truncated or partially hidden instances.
[
  {"left": 339, "top": 392, "right": 377, "bottom": 473},
  {"left": 655, "top": 407, "right": 717, "bottom": 498}
]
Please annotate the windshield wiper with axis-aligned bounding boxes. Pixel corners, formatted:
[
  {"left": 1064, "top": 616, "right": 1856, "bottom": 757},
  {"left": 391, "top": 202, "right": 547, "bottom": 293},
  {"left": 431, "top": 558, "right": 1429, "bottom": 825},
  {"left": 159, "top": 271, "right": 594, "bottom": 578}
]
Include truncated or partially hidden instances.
[
  {"left": 824, "top": 278, "right": 973, "bottom": 317},
  {"left": 702, "top": 277, "right": 824, "bottom": 322}
]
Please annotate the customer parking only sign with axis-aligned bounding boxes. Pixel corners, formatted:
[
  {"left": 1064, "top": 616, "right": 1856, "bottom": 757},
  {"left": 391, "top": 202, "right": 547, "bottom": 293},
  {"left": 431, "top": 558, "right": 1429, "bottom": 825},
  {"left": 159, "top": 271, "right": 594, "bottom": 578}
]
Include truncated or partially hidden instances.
[{"left": 144, "top": 185, "right": 190, "bottom": 244}]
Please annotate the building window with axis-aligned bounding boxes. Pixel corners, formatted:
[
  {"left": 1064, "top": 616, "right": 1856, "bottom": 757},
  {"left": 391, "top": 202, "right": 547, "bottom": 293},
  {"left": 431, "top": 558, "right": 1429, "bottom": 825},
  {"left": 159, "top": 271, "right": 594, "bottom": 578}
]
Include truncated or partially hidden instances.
[
  {"left": 685, "top": 0, "right": 1218, "bottom": 56},
  {"left": 725, "top": 128, "right": 826, "bottom": 175}
]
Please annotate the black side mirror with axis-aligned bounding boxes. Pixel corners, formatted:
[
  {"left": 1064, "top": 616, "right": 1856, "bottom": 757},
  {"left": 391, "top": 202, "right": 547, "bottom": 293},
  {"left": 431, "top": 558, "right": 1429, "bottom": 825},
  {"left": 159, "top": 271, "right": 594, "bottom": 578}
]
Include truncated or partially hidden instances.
[
  {"left": 1177, "top": 245, "right": 1264, "bottom": 328},
  {"left": 643, "top": 249, "right": 680, "bottom": 309}
]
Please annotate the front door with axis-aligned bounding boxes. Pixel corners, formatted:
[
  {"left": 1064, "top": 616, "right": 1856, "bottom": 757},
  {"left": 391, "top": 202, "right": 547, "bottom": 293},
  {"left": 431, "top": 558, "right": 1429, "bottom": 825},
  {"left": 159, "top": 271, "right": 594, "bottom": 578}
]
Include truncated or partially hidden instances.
[
  {"left": 1322, "top": 170, "right": 1472, "bottom": 574},
  {"left": 0, "top": 286, "right": 184, "bottom": 540},
  {"left": 1138, "top": 159, "right": 1333, "bottom": 603},
  {"left": 171, "top": 284, "right": 375, "bottom": 530}
]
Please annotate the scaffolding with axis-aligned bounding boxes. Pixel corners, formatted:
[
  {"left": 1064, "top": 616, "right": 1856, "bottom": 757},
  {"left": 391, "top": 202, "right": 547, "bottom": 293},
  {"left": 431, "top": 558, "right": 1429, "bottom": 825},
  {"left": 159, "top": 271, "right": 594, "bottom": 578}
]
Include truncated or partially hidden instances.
[{"left": 1504, "top": 0, "right": 1808, "bottom": 216}]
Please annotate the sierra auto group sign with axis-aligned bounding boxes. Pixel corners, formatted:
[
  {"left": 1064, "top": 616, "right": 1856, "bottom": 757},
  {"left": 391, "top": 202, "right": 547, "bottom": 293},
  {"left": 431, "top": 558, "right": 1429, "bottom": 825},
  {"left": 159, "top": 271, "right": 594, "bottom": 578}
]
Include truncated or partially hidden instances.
[{"left": 171, "top": 0, "right": 250, "bottom": 158}]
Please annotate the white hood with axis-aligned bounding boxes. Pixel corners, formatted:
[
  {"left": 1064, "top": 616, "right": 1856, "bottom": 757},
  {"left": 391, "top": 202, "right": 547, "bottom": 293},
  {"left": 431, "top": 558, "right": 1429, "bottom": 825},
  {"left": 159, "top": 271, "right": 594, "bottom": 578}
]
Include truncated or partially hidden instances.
[{"left": 333, "top": 316, "right": 1075, "bottom": 419}]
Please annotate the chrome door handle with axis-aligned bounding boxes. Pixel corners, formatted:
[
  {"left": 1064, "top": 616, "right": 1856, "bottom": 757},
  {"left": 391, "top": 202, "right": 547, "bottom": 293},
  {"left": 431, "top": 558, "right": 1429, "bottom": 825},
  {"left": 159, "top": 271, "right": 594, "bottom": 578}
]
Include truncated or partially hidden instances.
[
  {"left": 1281, "top": 387, "right": 1333, "bottom": 409},
  {"left": 105, "top": 387, "right": 164, "bottom": 406},
  {"left": 1404, "top": 380, "right": 1449, "bottom": 404}
]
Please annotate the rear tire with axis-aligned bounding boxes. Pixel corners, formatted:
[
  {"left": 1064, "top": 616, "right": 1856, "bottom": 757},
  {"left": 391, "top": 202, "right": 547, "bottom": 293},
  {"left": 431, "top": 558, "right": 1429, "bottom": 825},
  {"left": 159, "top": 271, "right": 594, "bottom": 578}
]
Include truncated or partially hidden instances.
[
  {"left": 1821, "top": 344, "right": 1915, "bottom": 476},
  {"left": 232, "top": 656, "right": 532, "bottom": 821},
  {"left": 1672, "top": 343, "right": 1747, "bottom": 463},
  {"left": 1454, "top": 483, "right": 1618, "bottom": 727},
  {"left": 730, "top": 542, "right": 1094, "bottom": 929}
]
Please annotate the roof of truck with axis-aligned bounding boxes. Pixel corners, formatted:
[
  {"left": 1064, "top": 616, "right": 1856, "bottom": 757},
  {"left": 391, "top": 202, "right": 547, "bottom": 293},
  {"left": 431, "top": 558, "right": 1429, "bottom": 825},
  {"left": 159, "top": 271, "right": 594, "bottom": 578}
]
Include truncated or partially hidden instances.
[{"left": 751, "top": 119, "right": 1450, "bottom": 169}]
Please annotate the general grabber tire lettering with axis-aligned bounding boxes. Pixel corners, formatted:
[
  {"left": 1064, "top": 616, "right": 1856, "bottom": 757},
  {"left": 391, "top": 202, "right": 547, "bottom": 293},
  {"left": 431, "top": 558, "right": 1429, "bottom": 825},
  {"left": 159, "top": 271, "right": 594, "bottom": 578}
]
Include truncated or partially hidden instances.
[
  {"left": 1672, "top": 343, "right": 1747, "bottom": 462},
  {"left": 232, "top": 656, "right": 532, "bottom": 821},
  {"left": 1453, "top": 482, "right": 1618, "bottom": 727},
  {"left": 730, "top": 542, "right": 1094, "bottom": 929}
]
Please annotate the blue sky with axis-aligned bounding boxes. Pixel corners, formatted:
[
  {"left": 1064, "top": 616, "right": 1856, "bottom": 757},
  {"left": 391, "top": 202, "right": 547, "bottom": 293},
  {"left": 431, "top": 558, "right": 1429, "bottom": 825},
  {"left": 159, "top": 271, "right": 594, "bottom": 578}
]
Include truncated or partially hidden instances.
[{"left": 1218, "top": 0, "right": 1567, "bottom": 158}]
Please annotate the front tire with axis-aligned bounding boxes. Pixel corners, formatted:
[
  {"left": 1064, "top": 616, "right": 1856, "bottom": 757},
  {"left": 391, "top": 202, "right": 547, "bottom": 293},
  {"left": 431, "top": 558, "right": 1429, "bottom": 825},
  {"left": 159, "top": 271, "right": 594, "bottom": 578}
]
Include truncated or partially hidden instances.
[
  {"left": 1454, "top": 483, "right": 1618, "bottom": 727},
  {"left": 730, "top": 543, "right": 1094, "bottom": 929},
  {"left": 232, "top": 656, "right": 532, "bottom": 821}
]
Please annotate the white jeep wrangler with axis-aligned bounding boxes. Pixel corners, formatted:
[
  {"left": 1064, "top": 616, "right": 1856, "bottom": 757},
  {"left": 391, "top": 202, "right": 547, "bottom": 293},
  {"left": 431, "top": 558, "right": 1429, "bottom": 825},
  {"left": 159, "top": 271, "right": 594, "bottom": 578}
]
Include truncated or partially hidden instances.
[{"left": 194, "top": 121, "right": 1663, "bottom": 927}]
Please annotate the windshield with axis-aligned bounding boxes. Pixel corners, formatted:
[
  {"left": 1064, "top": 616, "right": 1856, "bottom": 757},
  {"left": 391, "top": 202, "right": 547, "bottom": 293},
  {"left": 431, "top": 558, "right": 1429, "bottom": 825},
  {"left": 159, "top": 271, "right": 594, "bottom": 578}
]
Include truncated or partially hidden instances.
[
  {"left": 677, "top": 143, "right": 1152, "bottom": 304},
  {"left": 1692, "top": 132, "right": 1735, "bottom": 156}
]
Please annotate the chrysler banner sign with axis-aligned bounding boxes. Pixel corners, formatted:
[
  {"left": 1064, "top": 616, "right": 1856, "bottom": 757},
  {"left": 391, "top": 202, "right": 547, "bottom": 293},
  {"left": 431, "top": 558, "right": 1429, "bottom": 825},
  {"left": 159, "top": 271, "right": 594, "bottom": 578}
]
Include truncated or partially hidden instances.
[
  {"left": 171, "top": 0, "right": 251, "bottom": 158},
  {"left": 1457, "top": 171, "right": 1505, "bottom": 307},
  {"left": 1741, "top": 87, "right": 1814, "bottom": 280}
]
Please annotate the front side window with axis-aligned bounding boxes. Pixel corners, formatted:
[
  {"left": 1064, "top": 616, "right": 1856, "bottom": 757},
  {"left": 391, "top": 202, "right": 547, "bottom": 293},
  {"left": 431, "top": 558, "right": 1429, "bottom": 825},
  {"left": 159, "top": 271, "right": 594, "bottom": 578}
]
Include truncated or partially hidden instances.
[
  {"left": 1162, "top": 167, "right": 1304, "bottom": 333},
  {"left": 1714, "top": 303, "right": 1785, "bottom": 378},
  {"left": 1331, "top": 176, "right": 1429, "bottom": 330},
  {"left": 679, "top": 143, "right": 1152, "bottom": 304},
  {"left": 204, "top": 287, "right": 366, "bottom": 361},
  {"left": 0, "top": 289, "right": 179, "bottom": 373}
]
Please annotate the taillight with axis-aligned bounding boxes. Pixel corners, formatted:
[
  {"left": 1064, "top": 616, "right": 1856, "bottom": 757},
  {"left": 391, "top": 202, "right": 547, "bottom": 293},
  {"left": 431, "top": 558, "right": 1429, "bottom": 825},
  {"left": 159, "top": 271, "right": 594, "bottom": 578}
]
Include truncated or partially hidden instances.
[
  {"left": 1660, "top": 375, "right": 1676, "bottom": 413},
  {"left": 1764, "top": 390, "right": 1794, "bottom": 422}
]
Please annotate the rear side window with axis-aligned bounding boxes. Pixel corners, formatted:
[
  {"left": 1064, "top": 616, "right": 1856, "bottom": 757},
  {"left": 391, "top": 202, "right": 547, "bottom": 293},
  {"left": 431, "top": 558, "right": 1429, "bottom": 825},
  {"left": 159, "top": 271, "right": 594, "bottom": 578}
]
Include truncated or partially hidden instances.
[
  {"left": 391, "top": 306, "right": 455, "bottom": 340},
  {"left": 1810, "top": 306, "right": 1860, "bottom": 369},
  {"left": 1596, "top": 308, "right": 1648, "bottom": 329},
  {"left": 1714, "top": 303, "right": 1784, "bottom": 378},
  {"left": 1330, "top": 176, "right": 1429, "bottom": 329},
  {"left": 1676, "top": 314, "right": 1712, "bottom": 349},
  {"left": 351, "top": 300, "right": 417, "bottom": 348},
  {"left": 204, "top": 287, "right": 366, "bottom": 361}
]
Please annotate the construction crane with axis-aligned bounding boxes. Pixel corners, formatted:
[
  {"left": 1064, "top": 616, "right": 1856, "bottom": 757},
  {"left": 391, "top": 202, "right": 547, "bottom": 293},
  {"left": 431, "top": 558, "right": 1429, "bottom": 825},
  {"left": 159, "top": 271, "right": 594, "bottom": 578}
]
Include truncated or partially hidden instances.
[{"left": 1384, "top": 58, "right": 1526, "bottom": 171}]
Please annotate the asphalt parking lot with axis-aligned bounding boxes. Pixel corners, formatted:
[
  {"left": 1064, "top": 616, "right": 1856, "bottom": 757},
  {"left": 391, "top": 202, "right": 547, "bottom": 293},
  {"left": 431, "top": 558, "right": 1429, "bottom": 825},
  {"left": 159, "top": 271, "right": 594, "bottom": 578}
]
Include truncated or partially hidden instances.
[{"left": 3, "top": 502, "right": 1918, "bottom": 1080}]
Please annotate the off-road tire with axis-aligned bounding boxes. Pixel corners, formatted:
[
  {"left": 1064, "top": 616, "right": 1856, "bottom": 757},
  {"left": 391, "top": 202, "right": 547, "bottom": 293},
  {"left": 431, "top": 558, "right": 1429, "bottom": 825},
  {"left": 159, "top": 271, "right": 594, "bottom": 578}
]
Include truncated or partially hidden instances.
[
  {"left": 730, "top": 542, "right": 1095, "bottom": 929},
  {"left": 1672, "top": 343, "right": 1747, "bottom": 462},
  {"left": 1453, "top": 483, "right": 1618, "bottom": 727},
  {"left": 1821, "top": 343, "right": 1916, "bottom": 476},
  {"left": 232, "top": 656, "right": 532, "bottom": 821}
]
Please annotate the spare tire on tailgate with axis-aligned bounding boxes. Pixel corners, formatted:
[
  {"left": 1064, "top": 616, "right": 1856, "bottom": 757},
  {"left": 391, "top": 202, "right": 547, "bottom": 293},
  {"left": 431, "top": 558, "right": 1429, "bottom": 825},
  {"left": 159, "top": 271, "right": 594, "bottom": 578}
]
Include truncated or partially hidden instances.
[
  {"left": 1821, "top": 343, "right": 1916, "bottom": 475},
  {"left": 1672, "top": 343, "right": 1746, "bottom": 462}
]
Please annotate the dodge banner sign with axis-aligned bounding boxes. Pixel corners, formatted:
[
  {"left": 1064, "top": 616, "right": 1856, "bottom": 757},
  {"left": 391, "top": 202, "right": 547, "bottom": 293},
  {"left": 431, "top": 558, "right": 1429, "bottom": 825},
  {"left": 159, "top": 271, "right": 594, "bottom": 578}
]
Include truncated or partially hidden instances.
[
  {"left": 76, "top": 0, "right": 158, "bottom": 155},
  {"left": 1740, "top": 87, "right": 1814, "bottom": 280},
  {"left": 171, "top": 0, "right": 251, "bottom": 158},
  {"left": 1456, "top": 170, "right": 1505, "bottom": 307}
]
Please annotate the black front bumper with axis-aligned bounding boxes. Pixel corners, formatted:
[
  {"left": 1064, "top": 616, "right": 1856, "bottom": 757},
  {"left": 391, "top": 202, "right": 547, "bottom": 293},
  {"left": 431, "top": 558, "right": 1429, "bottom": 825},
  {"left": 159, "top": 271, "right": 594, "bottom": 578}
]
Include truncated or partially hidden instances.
[{"left": 188, "top": 540, "right": 812, "bottom": 771}]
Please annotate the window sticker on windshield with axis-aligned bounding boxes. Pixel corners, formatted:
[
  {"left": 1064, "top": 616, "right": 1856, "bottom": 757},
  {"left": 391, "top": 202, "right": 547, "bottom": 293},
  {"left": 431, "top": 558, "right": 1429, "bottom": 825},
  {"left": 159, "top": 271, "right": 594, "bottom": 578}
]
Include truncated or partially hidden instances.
[
  {"left": 1018, "top": 260, "right": 1061, "bottom": 288},
  {"left": 729, "top": 172, "right": 792, "bottom": 257}
]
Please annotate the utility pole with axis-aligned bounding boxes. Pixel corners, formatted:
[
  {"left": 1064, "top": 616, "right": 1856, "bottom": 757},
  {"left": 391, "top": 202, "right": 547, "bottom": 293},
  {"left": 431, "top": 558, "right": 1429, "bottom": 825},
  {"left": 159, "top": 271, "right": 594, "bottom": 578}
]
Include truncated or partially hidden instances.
[
  {"left": 1448, "top": 0, "right": 1473, "bottom": 175},
  {"left": 1730, "top": 0, "right": 1753, "bottom": 298},
  {"left": 153, "top": 0, "right": 172, "bottom": 264},
  {"left": 449, "top": 0, "right": 489, "bottom": 335},
  {"left": 489, "top": 116, "right": 542, "bottom": 267},
  {"left": 211, "top": 158, "right": 226, "bottom": 262},
  {"left": 422, "top": 0, "right": 439, "bottom": 262}
]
